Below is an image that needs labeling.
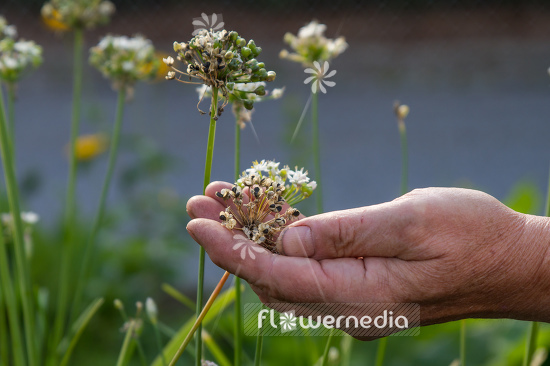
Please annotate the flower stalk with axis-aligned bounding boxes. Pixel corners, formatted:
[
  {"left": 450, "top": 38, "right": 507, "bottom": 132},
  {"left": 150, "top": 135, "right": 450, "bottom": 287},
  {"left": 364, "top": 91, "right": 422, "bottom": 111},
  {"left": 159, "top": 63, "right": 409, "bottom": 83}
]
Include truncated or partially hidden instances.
[
  {"left": 234, "top": 118, "right": 243, "bottom": 366},
  {"left": 72, "top": 87, "right": 126, "bottom": 318},
  {"left": 0, "top": 73, "right": 37, "bottom": 366},
  {"left": 170, "top": 271, "right": 230, "bottom": 366},
  {"left": 53, "top": 27, "right": 83, "bottom": 349}
]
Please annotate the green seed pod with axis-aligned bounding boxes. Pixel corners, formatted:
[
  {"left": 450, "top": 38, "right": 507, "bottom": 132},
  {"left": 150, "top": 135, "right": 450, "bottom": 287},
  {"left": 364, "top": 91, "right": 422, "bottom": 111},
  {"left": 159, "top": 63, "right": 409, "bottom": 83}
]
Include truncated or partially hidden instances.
[
  {"left": 241, "top": 47, "right": 251, "bottom": 58},
  {"left": 254, "top": 85, "right": 266, "bottom": 96},
  {"left": 257, "top": 68, "right": 267, "bottom": 79},
  {"left": 266, "top": 71, "right": 276, "bottom": 82},
  {"left": 236, "top": 38, "right": 246, "bottom": 47},
  {"left": 254, "top": 46, "right": 262, "bottom": 56},
  {"left": 224, "top": 51, "right": 234, "bottom": 60},
  {"left": 243, "top": 100, "right": 254, "bottom": 110},
  {"left": 301, "top": 184, "right": 314, "bottom": 198},
  {"left": 257, "top": 62, "right": 265, "bottom": 69},
  {"left": 250, "top": 74, "right": 260, "bottom": 82},
  {"left": 229, "top": 31, "right": 238, "bottom": 42}
]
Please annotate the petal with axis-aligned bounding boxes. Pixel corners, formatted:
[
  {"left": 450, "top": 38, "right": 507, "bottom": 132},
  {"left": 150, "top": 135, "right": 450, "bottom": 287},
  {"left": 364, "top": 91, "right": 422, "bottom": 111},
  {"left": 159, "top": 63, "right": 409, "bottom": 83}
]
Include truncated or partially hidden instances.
[
  {"left": 201, "top": 13, "right": 209, "bottom": 22},
  {"left": 323, "top": 60, "right": 330, "bottom": 72},
  {"left": 192, "top": 20, "right": 206, "bottom": 26},
  {"left": 211, "top": 13, "right": 217, "bottom": 24},
  {"left": 304, "top": 76, "right": 316, "bottom": 84},
  {"left": 322, "top": 80, "right": 336, "bottom": 87},
  {"left": 249, "top": 248, "right": 256, "bottom": 260},
  {"left": 240, "top": 247, "right": 246, "bottom": 260},
  {"left": 214, "top": 22, "right": 224, "bottom": 30},
  {"left": 304, "top": 67, "right": 316, "bottom": 74},
  {"left": 313, "top": 60, "right": 321, "bottom": 71},
  {"left": 325, "top": 69, "right": 337, "bottom": 78},
  {"left": 319, "top": 83, "right": 327, "bottom": 94}
]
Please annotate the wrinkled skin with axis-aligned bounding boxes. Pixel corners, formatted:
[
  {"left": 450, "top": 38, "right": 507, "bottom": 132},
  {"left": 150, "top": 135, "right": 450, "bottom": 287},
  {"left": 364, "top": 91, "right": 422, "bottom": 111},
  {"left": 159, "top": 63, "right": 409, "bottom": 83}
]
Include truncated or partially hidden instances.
[{"left": 187, "top": 182, "right": 550, "bottom": 339}]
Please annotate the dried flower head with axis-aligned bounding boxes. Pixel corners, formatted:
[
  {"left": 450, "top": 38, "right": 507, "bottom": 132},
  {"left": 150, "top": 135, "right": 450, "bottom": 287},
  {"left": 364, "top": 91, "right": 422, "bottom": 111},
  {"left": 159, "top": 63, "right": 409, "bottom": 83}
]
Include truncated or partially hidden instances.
[
  {"left": 196, "top": 83, "right": 284, "bottom": 128},
  {"left": 0, "top": 16, "right": 17, "bottom": 39},
  {"left": 41, "top": 0, "right": 115, "bottom": 31},
  {"left": 0, "top": 35, "right": 42, "bottom": 83},
  {"left": 216, "top": 160, "right": 316, "bottom": 253},
  {"left": 165, "top": 29, "right": 276, "bottom": 118},
  {"left": 89, "top": 34, "right": 159, "bottom": 95},
  {"left": 280, "top": 20, "right": 348, "bottom": 66}
]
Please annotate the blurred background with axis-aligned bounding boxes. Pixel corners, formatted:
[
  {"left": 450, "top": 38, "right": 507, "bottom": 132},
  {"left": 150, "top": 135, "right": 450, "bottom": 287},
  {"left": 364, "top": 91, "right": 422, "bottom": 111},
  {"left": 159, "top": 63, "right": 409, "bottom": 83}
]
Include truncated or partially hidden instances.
[{"left": 0, "top": 0, "right": 549, "bottom": 365}]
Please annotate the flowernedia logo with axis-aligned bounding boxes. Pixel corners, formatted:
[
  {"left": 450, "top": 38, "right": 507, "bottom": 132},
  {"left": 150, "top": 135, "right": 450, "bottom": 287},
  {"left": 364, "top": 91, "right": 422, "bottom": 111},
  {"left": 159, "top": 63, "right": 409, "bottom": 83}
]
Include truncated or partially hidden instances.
[
  {"left": 304, "top": 61, "right": 337, "bottom": 94},
  {"left": 244, "top": 303, "right": 420, "bottom": 337},
  {"left": 231, "top": 234, "right": 265, "bottom": 260},
  {"left": 192, "top": 13, "right": 224, "bottom": 35}
]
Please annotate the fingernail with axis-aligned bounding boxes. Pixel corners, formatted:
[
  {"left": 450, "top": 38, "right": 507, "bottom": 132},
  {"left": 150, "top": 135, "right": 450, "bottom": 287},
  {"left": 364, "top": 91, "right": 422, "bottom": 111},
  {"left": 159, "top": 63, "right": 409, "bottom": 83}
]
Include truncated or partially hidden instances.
[{"left": 276, "top": 226, "right": 314, "bottom": 257}]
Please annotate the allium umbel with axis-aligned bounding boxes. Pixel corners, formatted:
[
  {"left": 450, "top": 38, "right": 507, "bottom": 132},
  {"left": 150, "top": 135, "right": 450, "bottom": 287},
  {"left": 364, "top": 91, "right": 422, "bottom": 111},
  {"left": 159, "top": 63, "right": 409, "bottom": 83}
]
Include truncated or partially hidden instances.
[
  {"left": 165, "top": 29, "right": 276, "bottom": 118},
  {"left": 41, "top": 0, "right": 115, "bottom": 30},
  {"left": 0, "top": 19, "right": 42, "bottom": 83},
  {"left": 216, "top": 160, "right": 316, "bottom": 253}
]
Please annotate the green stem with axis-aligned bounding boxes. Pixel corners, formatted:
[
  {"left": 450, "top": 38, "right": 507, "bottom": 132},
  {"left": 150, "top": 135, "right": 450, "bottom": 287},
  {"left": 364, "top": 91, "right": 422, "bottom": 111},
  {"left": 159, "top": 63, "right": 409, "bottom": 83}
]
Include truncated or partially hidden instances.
[
  {"left": 72, "top": 88, "right": 126, "bottom": 318},
  {"left": 254, "top": 316, "right": 264, "bottom": 366},
  {"left": 53, "top": 27, "right": 84, "bottom": 350},
  {"left": 523, "top": 322, "right": 539, "bottom": 366},
  {"left": 311, "top": 91, "right": 322, "bottom": 214},
  {"left": 196, "top": 87, "right": 219, "bottom": 366},
  {"left": 0, "top": 68, "right": 37, "bottom": 366},
  {"left": 0, "top": 229, "right": 25, "bottom": 366},
  {"left": 234, "top": 121, "right": 243, "bottom": 366},
  {"left": 398, "top": 119, "right": 408, "bottom": 195},
  {"left": 116, "top": 320, "right": 136, "bottom": 366},
  {"left": 153, "top": 322, "right": 167, "bottom": 366},
  {"left": 320, "top": 330, "right": 334, "bottom": 366},
  {"left": 460, "top": 319, "right": 466, "bottom": 366},
  {"left": 7, "top": 83, "right": 15, "bottom": 145},
  {"left": 375, "top": 338, "right": 387, "bottom": 366},
  {"left": 0, "top": 287, "right": 7, "bottom": 366}
]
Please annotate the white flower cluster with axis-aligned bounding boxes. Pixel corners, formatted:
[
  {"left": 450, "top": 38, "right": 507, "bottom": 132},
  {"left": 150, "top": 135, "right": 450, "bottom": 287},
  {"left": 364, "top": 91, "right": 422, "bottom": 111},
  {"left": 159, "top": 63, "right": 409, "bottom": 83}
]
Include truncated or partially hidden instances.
[
  {"left": 1, "top": 212, "right": 40, "bottom": 226},
  {"left": 0, "top": 17, "right": 42, "bottom": 83},
  {"left": 238, "top": 159, "right": 317, "bottom": 203},
  {"left": 89, "top": 34, "right": 158, "bottom": 94},
  {"left": 280, "top": 20, "right": 348, "bottom": 66},
  {"left": 41, "top": 0, "right": 115, "bottom": 30},
  {"left": 196, "top": 82, "right": 284, "bottom": 128},
  {"left": 0, "top": 16, "right": 17, "bottom": 39}
]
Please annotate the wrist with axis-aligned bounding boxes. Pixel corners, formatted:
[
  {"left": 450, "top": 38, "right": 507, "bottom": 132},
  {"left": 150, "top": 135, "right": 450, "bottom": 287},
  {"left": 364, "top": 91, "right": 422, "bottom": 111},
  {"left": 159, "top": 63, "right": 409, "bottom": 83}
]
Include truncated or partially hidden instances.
[{"left": 505, "top": 214, "right": 550, "bottom": 322}]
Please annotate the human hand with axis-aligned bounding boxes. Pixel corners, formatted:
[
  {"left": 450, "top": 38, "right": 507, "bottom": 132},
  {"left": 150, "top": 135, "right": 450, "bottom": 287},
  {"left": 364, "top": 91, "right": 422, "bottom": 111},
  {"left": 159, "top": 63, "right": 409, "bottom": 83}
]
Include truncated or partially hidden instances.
[{"left": 186, "top": 183, "right": 550, "bottom": 338}]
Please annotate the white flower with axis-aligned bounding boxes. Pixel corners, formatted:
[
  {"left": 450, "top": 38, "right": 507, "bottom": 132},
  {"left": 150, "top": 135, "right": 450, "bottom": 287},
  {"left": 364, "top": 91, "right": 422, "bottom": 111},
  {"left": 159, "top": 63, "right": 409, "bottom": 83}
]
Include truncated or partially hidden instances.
[
  {"left": 1, "top": 211, "right": 39, "bottom": 225},
  {"left": 1, "top": 56, "right": 18, "bottom": 69},
  {"left": 298, "top": 21, "right": 326, "bottom": 39},
  {"left": 122, "top": 60, "right": 134, "bottom": 71},
  {"left": 307, "top": 181, "right": 317, "bottom": 190},
  {"left": 288, "top": 168, "right": 310, "bottom": 186},
  {"left": 304, "top": 60, "right": 337, "bottom": 94},
  {"left": 270, "top": 88, "right": 284, "bottom": 99},
  {"left": 4, "top": 25, "right": 16, "bottom": 39}
]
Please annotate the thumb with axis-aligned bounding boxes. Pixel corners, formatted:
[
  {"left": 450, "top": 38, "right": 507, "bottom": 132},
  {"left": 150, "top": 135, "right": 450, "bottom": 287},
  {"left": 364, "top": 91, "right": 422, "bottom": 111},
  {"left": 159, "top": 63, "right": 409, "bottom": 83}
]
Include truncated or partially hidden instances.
[{"left": 276, "top": 201, "right": 415, "bottom": 260}]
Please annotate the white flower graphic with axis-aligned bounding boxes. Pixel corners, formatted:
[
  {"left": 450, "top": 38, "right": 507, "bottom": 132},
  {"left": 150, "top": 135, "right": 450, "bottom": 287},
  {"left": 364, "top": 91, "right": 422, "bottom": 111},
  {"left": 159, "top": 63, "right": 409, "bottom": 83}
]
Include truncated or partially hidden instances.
[
  {"left": 232, "top": 235, "right": 265, "bottom": 260},
  {"left": 192, "top": 13, "right": 224, "bottom": 35},
  {"left": 279, "top": 311, "right": 297, "bottom": 332},
  {"left": 304, "top": 60, "right": 336, "bottom": 94}
]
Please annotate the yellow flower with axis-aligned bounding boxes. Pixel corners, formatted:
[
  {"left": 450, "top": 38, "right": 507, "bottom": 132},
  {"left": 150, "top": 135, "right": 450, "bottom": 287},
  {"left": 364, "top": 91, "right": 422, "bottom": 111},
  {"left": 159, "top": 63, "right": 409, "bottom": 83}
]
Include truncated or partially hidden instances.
[
  {"left": 71, "top": 133, "right": 108, "bottom": 161},
  {"left": 41, "top": 8, "right": 70, "bottom": 32}
]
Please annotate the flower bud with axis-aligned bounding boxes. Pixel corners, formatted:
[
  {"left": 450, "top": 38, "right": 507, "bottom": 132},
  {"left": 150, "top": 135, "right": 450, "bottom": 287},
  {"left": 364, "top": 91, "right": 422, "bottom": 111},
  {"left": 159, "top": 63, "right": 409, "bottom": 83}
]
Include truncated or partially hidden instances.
[
  {"left": 266, "top": 71, "right": 276, "bottom": 82},
  {"left": 163, "top": 56, "right": 174, "bottom": 67},
  {"left": 224, "top": 51, "right": 234, "bottom": 60},
  {"left": 243, "top": 100, "right": 254, "bottom": 110},
  {"left": 229, "top": 31, "right": 238, "bottom": 42},
  {"left": 173, "top": 41, "right": 182, "bottom": 52},
  {"left": 396, "top": 105, "right": 410, "bottom": 119},
  {"left": 145, "top": 297, "right": 158, "bottom": 324},
  {"left": 114, "top": 299, "right": 124, "bottom": 310},
  {"left": 254, "top": 85, "right": 265, "bottom": 96}
]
